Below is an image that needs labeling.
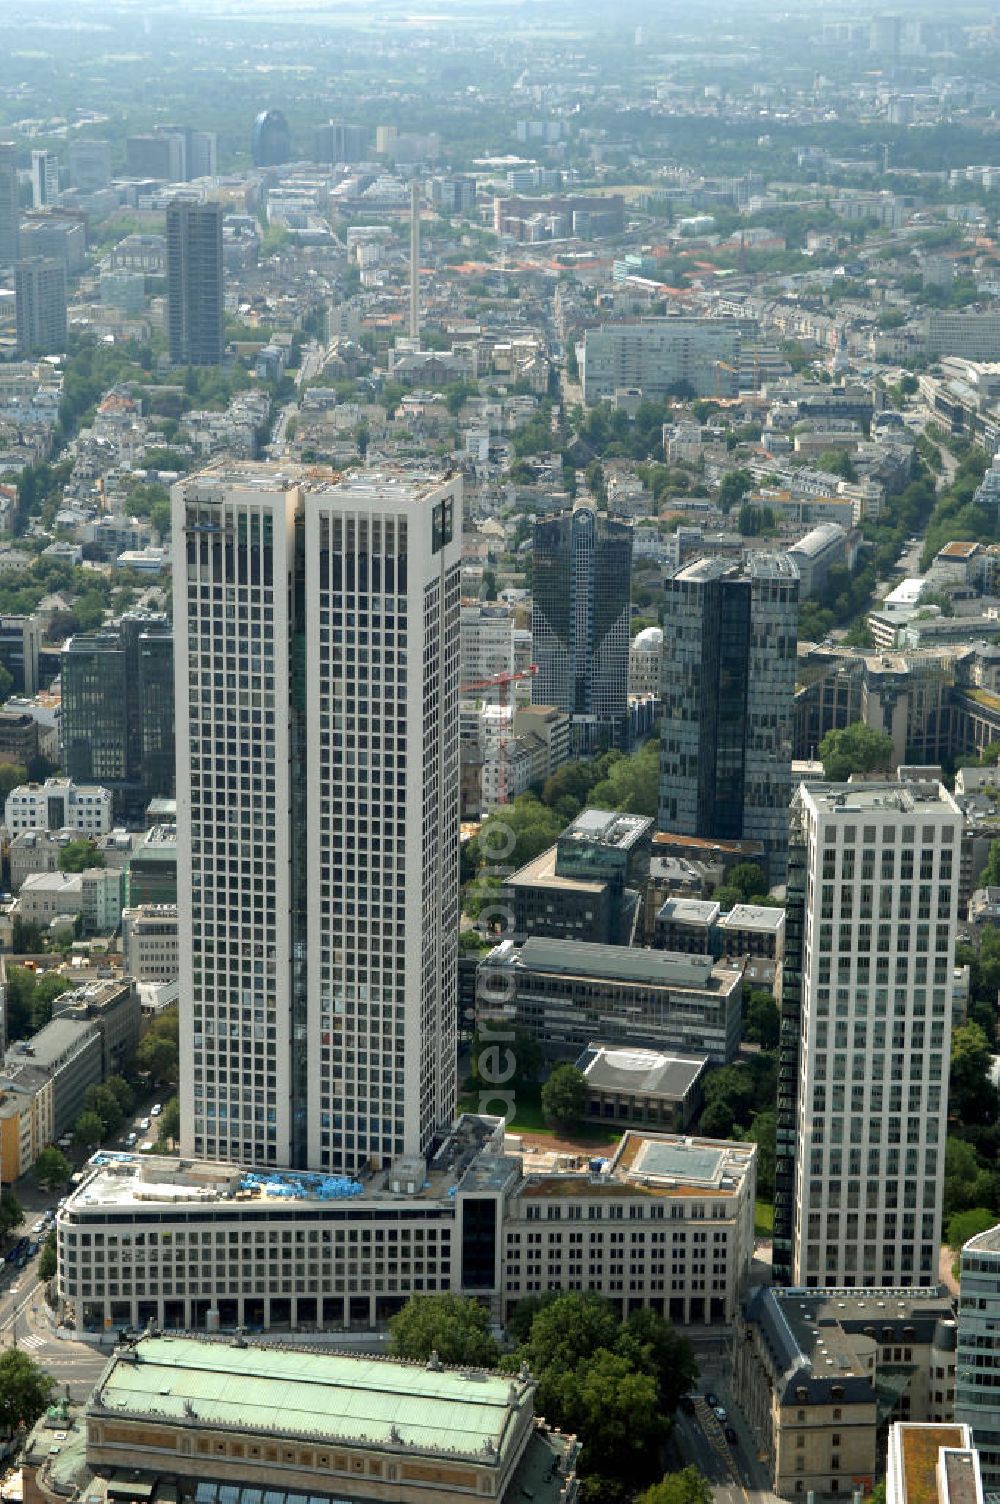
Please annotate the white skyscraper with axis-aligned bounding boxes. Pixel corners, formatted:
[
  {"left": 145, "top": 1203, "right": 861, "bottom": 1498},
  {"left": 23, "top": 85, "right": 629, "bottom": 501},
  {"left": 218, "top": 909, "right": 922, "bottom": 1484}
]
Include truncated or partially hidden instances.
[
  {"left": 30, "top": 149, "right": 59, "bottom": 208},
  {"left": 788, "top": 781, "right": 960, "bottom": 1289},
  {"left": 173, "top": 463, "right": 461, "bottom": 1173}
]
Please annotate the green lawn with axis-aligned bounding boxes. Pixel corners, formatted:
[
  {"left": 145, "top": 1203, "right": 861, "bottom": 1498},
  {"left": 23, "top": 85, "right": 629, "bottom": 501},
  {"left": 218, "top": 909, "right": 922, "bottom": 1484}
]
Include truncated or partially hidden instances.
[
  {"left": 458, "top": 1081, "right": 618, "bottom": 1147},
  {"left": 754, "top": 1200, "right": 775, "bottom": 1238}
]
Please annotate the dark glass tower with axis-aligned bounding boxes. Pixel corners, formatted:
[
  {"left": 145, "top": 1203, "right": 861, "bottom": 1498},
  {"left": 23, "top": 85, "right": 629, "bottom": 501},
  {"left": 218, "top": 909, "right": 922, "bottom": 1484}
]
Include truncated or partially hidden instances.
[
  {"left": 251, "top": 110, "right": 291, "bottom": 167},
  {"left": 61, "top": 614, "right": 174, "bottom": 819},
  {"left": 166, "top": 199, "right": 224, "bottom": 367},
  {"left": 532, "top": 502, "right": 632, "bottom": 752},
  {"left": 658, "top": 554, "right": 799, "bottom": 882}
]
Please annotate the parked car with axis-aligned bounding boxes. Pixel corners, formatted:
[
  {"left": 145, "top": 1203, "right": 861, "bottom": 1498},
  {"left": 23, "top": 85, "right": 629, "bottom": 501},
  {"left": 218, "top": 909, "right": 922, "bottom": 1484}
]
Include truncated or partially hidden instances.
[
  {"left": 725, "top": 1427, "right": 738, "bottom": 1446},
  {"left": 714, "top": 1406, "right": 728, "bottom": 1423},
  {"left": 31, "top": 1219, "right": 44, "bottom": 1235},
  {"left": 126, "top": 1132, "right": 137, "bottom": 1147},
  {"left": 706, "top": 1393, "right": 719, "bottom": 1409},
  {"left": 138, "top": 1117, "right": 151, "bottom": 1131},
  {"left": 150, "top": 1104, "right": 162, "bottom": 1118}
]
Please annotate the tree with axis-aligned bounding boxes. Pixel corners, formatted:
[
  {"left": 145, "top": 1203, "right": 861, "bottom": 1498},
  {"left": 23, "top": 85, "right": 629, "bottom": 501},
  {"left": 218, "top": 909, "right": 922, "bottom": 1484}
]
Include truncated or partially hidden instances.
[
  {"left": 639, "top": 1468, "right": 713, "bottom": 1504},
  {"left": 136, "top": 1025, "right": 180, "bottom": 1087},
  {"left": 32, "top": 1147, "right": 71, "bottom": 1192},
  {"left": 724, "top": 862, "right": 768, "bottom": 903},
  {"left": 541, "top": 1064, "right": 587, "bottom": 1132},
  {"left": 84, "top": 1084, "right": 123, "bottom": 1138},
  {"left": 74, "top": 1110, "right": 104, "bottom": 1149},
  {"left": 748, "top": 1109, "right": 776, "bottom": 1199},
  {"left": 946, "top": 1208, "right": 998, "bottom": 1251},
  {"left": 0, "top": 1348, "right": 55, "bottom": 1434},
  {"left": 0, "top": 1191, "right": 23, "bottom": 1240},
  {"left": 819, "top": 722, "right": 895, "bottom": 782},
  {"left": 615, "top": 1306, "right": 699, "bottom": 1413},
  {"left": 950, "top": 1022, "right": 999, "bottom": 1127},
  {"left": 104, "top": 1076, "right": 135, "bottom": 1116},
  {"left": 155, "top": 1096, "right": 181, "bottom": 1147},
  {"left": 556, "top": 1349, "right": 665, "bottom": 1481},
  {"left": 389, "top": 1293, "right": 500, "bottom": 1367},
  {"left": 0, "top": 763, "right": 26, "bottom": 804},
  {"left": 38, "top": 1234, "right": 56, "bottom": 1281},
  {"left": 718, "top": 469, "right": 752, "bottom": 513},
  {"left": 58, "top": 839, "right": 103, "bottom": 873},
  {"left": 521, "top": 1291, "right": 620, "bottom": 1385},
  {"left": 744, "top": 991, "right": 780, "bottom": 1050}
]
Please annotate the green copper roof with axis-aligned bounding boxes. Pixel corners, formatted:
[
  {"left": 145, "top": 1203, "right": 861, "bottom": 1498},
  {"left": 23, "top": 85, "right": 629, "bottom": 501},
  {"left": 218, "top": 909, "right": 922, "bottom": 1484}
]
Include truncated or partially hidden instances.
[{"left": 96, "top": 1337, "right": 527, "bottom": 1462}]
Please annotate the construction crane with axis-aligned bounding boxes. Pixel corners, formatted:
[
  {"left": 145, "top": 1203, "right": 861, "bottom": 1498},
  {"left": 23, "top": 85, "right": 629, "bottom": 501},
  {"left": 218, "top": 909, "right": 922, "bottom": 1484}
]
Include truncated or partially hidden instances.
[{"left": 460, "top": 665, "right": 538, "bottom": 808}]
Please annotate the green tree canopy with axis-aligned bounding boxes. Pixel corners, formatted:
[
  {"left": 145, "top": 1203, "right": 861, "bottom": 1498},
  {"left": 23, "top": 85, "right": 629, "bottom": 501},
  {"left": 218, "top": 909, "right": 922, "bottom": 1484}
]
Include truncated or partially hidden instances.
[
  {"left": 389, "top": 1293, "right": 500, "bottom": 1368},
  {"left": 0, "top": 1347, "right": 56, "bottom": 1434},
  {"left": 639, "top": 1468, "right": 713, "bottom": 1504},
  {"left": 58, "top": 839, "right": 104, "bottom": 873},
  {"left": 32, "top": 1146, "right": 71, "bottom": 1192},
  {"left": 541, "top": 1064, "right": 587, "bottom": 1132},
  {"left": 744, "top": 991, "right": 780, "bottom": 1050},
  {"left": 946, "top": 1207, "right": 998, "bottom": 1251},
  {"left": 0, "top": 1190, "right": 23, "bottom": 1239},
  {"left": 718, "top": 469, "right": 753, "bottom": 512},
  {"left": 0, "top": 764, "right": 26, "bottom": 803},
  {"left": 819, "top": 722, "right": 895, "bottom": 782},
  {"left": 73, "top": 1110, "right": 105, "bottom": 1149},
  {"left": 950, "top": 1022, "right": 1000, "bottom": 1127},
  {"left": 38, "top": 1233, "right": 56, "bottom": 1281}
]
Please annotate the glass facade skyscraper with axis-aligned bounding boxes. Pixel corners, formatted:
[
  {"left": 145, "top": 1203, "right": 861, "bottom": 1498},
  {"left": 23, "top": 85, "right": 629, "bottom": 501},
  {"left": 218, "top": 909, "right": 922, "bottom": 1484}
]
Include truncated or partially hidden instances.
[
  {"left": 658, "top": 554, "right": 799, "bottom": 882},
  {"left": 532, "top": 502, "right": 632, "bottom": 752},
  {"left": 166, "top": 199, "right": 224, "bottom": 367},
  {"left": 61, "top": 613, "right": 174, "bottom": 820}
]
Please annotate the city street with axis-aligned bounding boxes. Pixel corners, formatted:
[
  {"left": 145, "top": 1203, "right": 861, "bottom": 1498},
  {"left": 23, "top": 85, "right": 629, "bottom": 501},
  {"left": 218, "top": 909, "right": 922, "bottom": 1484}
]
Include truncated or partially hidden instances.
[
  {"left": 669, "top": 1342, "right": 784, "bottom": 1504},
  {"left": 0, "top": 1263, "right": 109, "bottom": 1401}
]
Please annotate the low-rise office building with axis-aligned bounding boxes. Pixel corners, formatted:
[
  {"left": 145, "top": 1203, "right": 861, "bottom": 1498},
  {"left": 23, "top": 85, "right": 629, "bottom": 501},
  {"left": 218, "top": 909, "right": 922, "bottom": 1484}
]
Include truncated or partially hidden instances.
[
  {"left": 121, "top": 904, "right": 179, "bottom": 982},
  {"left": 51, "top": 978, "right": 141, "bottom": 1078},
  {"left": 575, "top": 1042, "right": 706, "bottom": 1131},
  {"left": 55, "top": 1122, "right": 755, "bottom": 1337},
  {"left": 505, "top": 810, "right": 653, "bottom": 947},
  {"left": 735, "top": 1285, "right": 958, "bottom": 1500},
  {"left": 887, "top": 1423, "right": 984, "bottom": 1504},
  {"left": 86, "top": 1335, "right": 579, "bottom": 1504},
  {"left": 15, "top": 867, "right": 123, "bottom": 935},
  {"left": 654, "top": 898, "right": 721, "bottom": 954},
  {"left": 4, "top": 1015, "right": 102, "bottom": 1140},
  {"left": 716, "top": 904, "right": 785, "bottom": 962},
  {"left": 480, "top": 937, "right": 743, "bottom": 1063},
  {"left": 124, "top": 824, "right": 177, "bottom": 906}
]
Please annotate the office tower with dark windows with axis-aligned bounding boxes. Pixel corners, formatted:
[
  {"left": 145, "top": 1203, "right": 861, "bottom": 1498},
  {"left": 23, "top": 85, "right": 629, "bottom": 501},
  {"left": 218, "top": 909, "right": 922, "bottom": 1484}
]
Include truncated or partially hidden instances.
[
  {"left": 166, "top": 200, "right": 223, "bottom": 367},
  {"left": 68, "top": 139, "right": 111, "bottom": 192},
  {"left": 14, "top": 257, "right": 66, "bottom": 355},
  {"left": 658, "top": 555, "right": 799, "bottom": 882},
  {"left": 532, "top": 501, "right": 632, "bottom": 753},
  {"left": 251, "top": 110, "right": 291, "bottom": 167},
  {"left": 786, "top": 781, "right": 960, "bottom": 1289},
  {"left": 61, "top": 614, "right": 174, "bottom": 820},
  {"left": 0, "top": 145, "right": 19, "bottom": 268},
  {"left": 314, "top": 122, "right": 367, "bottom": 163},
  {"left": 173, "top": 463, "right": 461, "bottom": 1173},
  {"left": 30, "top": 150, "right": 58, "bottom": 208}
]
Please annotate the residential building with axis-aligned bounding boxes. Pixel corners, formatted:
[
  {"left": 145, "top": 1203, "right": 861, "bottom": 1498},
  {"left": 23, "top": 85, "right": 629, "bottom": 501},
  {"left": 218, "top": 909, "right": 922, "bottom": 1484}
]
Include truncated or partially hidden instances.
[
  {"left": 887, "top": 1423, "right": 984, "bottom": 1504},
  {"left": 480, "top": 937, "right": 743, "bottom": 1063},
  {"left": 956, "top": 1222, "right": 1000, "bottom": 1490},
  {"left": 735, "top": 1285, "right": 958, "bottom": 1500},
  {"left": 166, "top": 200, "right": 224, "bottom": 367},
  {"left": 581, "top": 319, "right": 741, "bottom": 404},
  {"left": 15, "top": 257, "right": 67, "bottom": 355},
  {"left": 0, "top": 144, "right": 20, "bottom": 267},
  {"left": 61, "top": 614, "right": 174, "bottom": 820},
  {"left": 54, "top": 1121, "right": 754, "bottom": 1334},
  {"left": 173, "top": 463, "right": 460, "bottom": 1174},
  {"left": 659, "top": 555, "right": 800, "bottom": 883},
  {"left": 15, "top": 866, "right": 122, "bottom": 934},
  {"left": 5, "top": 778, "right": 113, "bottom": 836},
  {"left": 29, "top": 150, "right": 59, "bottom": 208},
  {"left": 532, "top": 501, "right": 632, "bottom": 752},
  {"left": 4, "top": 1016, "right": 102, "bottom": 1138},
  {"left": 779, "top": 782, "right": 960, "bottom": 1290},
  {"left": 122, "top": 905, "right": 179, "bottom": 983},
  {"left": 10, "top": 828, "right": 68, "bottom": 891},
  {"left": 0, "top": 1071, "right": 53, "bottom": 1182},
  {"left": 51, "top": 978, "right": 141, "bottom": 1078}
]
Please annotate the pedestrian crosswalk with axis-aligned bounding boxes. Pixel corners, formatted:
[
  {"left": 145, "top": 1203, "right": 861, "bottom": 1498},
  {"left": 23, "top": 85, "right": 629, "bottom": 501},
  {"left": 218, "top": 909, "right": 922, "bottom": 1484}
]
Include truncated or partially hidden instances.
[{"left": 19, "top": 1333, "right": 44, "bottom": 1351}]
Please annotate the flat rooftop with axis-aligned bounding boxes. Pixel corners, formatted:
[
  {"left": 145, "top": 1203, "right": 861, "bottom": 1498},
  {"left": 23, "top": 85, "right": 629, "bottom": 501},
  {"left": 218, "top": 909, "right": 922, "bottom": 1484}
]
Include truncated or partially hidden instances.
[
  {"left": 577, "top": 1043, "right": 706, "bottom": 1099},
  {"left": 94, "top": 1335, "right": 530, "bottom": 1461},
  {"left": 559, "top": 808, "right": 652, "bottom": 851},
  {"left": 513, "top": 937, "right": 736, "bottom": 992},
  {"left": 507, "top": 844, "right": 605, "bottom": 893},
  {"left": 718, "top": 904, "right": 785, "bottom": 932},
  {"left": 657, "top": 897, "right": 720, "bottom": 925},
  {"left": 802, "top": 781, "right": 957, "bottom": 816}
]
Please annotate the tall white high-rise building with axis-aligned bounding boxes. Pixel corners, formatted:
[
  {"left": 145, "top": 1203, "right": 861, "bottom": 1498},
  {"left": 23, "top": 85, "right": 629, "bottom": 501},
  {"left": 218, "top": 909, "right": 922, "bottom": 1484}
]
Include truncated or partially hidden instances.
[
  {"left": 30, "top": 149, "right": 59, "bottom": 208},
  {"left": 786, "top": 781, "right": 960, "bottom": 1289},
  {"left": 173, "top": 463, "right": 461, "bottom": 1173}
]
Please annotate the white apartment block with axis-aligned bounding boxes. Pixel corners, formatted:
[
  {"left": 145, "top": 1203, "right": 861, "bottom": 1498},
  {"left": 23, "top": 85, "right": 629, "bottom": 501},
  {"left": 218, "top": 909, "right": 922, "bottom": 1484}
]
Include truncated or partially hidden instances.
[
  {"left": 173, "top": 463, "right": 460, "bottom": 1175},
  {"left": 121, "top": 905, "right": 179, "bottom": 983},
  {"left": 791, "top": 782, "right": 960, "bottom": 1289},
  {"left": 5, "top": 778, "right": 113, "bottom": 836},
  {"left": 55, "top": 1124, "right": 755, "bottom": 1336}
]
